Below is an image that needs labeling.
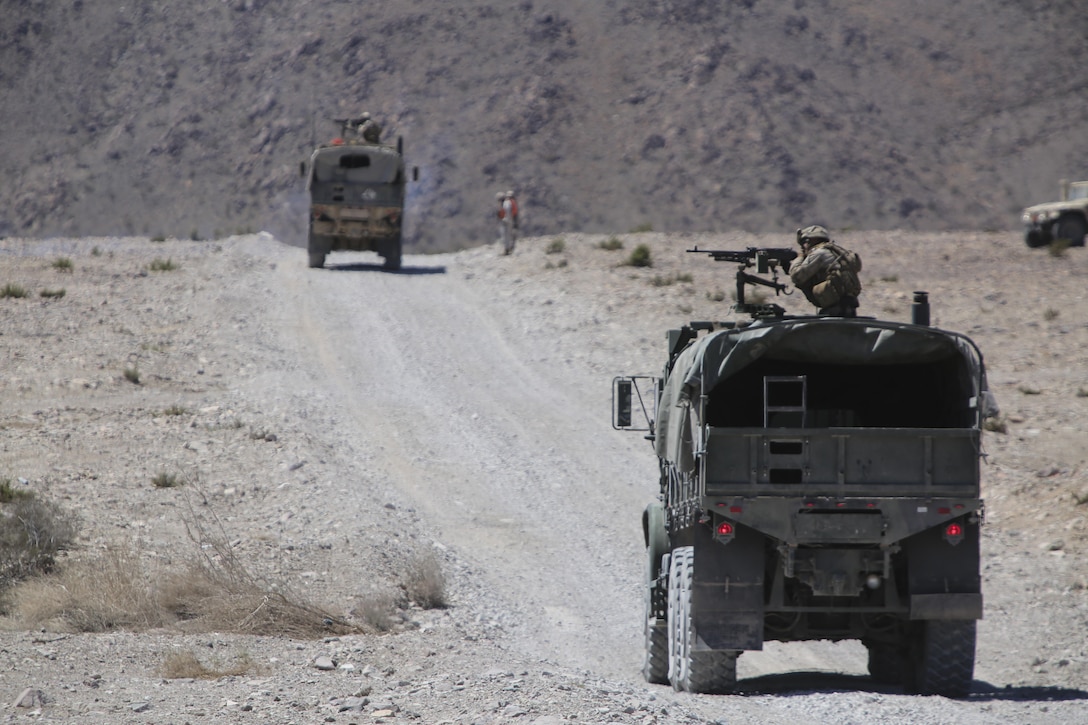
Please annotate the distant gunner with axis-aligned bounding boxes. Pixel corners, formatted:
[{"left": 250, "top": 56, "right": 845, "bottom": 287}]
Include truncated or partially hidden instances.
[{"left": 789, "top": 225, "right": 862, "bottom": 316}]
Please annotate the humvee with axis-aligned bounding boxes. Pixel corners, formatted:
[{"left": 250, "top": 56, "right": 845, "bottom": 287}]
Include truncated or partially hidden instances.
[
  {"left": 303, "top": 119, "right": 418, "bottom": 270},
  {"left": 613, "top": 248, "right": 994, "bottom": 697},
  {"left": 1021, "top": 179, "right": 1088, "bottom": 248}
]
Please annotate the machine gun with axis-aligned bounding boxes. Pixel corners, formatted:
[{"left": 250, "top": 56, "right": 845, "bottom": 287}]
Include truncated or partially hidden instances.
[{"left": 688, "top": 246, "right": 798, "bottom": 317}]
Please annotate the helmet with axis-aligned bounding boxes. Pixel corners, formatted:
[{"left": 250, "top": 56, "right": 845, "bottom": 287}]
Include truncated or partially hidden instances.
[
  {"left": 506, "top": 190, "right": 515, "bottom": 197},
  {"left": 496, "top": 191, "right": 506, "bottom": 200},
  {"left": 797, "top": 225, "right": 830, "bottom": 244},
  {"left": 359, "top": 112, "right": 370, "bottom": 121}
]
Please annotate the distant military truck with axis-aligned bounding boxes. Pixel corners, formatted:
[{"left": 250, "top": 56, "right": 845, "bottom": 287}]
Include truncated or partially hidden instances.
[
  {"left": 1021, "top": 179, "right": 1088, "bottom": 248},
  {"left": 303, "top": 118, "right": 418, "bottom": 270},
  {"left": 613, "top": 248, "right": 994, "bottom": 698}
]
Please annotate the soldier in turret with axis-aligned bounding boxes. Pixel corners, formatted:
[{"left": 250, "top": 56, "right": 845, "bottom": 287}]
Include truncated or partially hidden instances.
[
  {"left": 348, "top": 111, "right": 381, "bottom": 143},
  {"left": 789, "top": 225, "right": 862, "bottom": 317}
]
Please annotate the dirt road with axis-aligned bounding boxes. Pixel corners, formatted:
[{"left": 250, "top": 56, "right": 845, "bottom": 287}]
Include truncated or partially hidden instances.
[{"left": 1, "top": 232, "right": 1087, "bottom": 723}]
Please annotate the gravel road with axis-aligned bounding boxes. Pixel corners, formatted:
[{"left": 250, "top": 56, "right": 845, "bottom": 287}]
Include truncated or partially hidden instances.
[{"left": 1, "top": 231, "right": 1087, "bottom": 724}]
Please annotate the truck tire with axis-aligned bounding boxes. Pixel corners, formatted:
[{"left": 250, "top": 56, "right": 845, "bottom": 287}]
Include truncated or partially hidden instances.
[
  {"left": 667, "top": 546, "right": 738, "bottom": 694},
  {"left": 383, "top": 248, "right": 402, "bottom": 271},
  {"left": 1056, "top": 214, "right": 1087, "bottom": 247},
  {"left": 642, "top": 553, "right": 669, "bottom": 684},
  {"left": 866, "top": 642, "right": 908, "bottom": 685},
  {"left": 908, "top": 620, "right": 976, "bottom": 698},
  {"left": 307, "top": 229, "right": 328, "bottom": 269},
  {"left": 1024, "top": 230, "right": 1048, "bottom": 248}
]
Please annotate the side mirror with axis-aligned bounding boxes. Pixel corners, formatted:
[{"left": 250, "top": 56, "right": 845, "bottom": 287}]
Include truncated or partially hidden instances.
[
  {"left": 612, "top": 376, "right": 659, "bottom": 432},
  {"left": 299, "top": 161, "right": 307, "bottom": 178},
  {"left": 412, "top": 166, "right": 419, "bottom": 182}
]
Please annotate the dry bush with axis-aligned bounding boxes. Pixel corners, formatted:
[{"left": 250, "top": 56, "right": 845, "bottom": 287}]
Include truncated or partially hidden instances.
[
  {"left": 160, "top": 650, "right": 256, "bottom": 680},
  {"left": 0, "top": 497, "right": 79, "bottom": 593},
  {"left": 159, "top": 505, "right": 360, "bottom": 638},
  {"left": 5, "top": 492, "right": 359, "bottom": 638},
  {"left": 7, "top": 544, "right": 165, "bottom": 631},
  {"left": 402, "top": 551, "right": 448, "bottom": 610},
  {"left": 350, "top": 585, "right": 399, "bottom": 632}
]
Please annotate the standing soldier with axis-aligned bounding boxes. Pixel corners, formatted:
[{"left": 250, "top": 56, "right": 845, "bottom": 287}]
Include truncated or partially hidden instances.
[
  {"left": 497, "top": 191, "right": 516, "bottom": 255},
  {"left": 506, "top": 190, "right": 520, "bottom": 242},
  {"left": 788, "top": 225, "right": 863, "bottom": 316}
]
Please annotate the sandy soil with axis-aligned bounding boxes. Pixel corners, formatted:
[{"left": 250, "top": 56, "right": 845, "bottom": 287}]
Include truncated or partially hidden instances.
[{"left": 1, "top": 230, "right": 1086, "bottom": 724}]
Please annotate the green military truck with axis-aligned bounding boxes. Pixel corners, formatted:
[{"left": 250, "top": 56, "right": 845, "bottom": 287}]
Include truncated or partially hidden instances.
[
  {"left": 1021, "top": 179, "right": 1088, "bottom": 248},
  {"left": 613, "top": 248, "right": 994, "bottom": 697},
  {"left": 303, "top": 119, "right": 417, "bottom": 270}
]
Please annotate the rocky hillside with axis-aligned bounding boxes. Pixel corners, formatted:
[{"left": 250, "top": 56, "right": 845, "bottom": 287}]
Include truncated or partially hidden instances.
[{"left": 2, "top": 0, "right": 1087, "bottom": 249}]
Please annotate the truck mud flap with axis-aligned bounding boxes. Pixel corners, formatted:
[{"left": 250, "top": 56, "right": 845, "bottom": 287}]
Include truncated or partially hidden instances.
[
  {"left": 910, "top": 593, "right": 983, "bottom": 620},
  {"left": 691, "top": 523, "right": 765, "bottom": 651}
]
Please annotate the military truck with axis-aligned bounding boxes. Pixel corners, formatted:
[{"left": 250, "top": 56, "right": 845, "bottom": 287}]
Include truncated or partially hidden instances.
[
  {"left": 1021, "top": 179, "right": 1088, "bottom": 248},
  {"left": 303, "top": 118, "right": 418, "bottom": 270},
  {"left": 613, "top": 248, "right": 994, "bottom": 697}
]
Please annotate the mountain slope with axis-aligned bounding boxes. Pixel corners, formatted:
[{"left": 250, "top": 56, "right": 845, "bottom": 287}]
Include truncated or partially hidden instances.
[{"left": 2, "top": 0, "right": 1086, "bottom": 249}]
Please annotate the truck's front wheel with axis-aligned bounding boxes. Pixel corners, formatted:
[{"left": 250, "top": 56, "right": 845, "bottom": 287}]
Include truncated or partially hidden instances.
[
  {"left": 1056, "top": 214, "right": 1087, "bottom": 247},
  {"left": 908, "top": 620, "right": 976, "bottom": 698},
  {"left": 667, "top": 546, "right": 738, "bottom": 694},
  {"left": 1025, "top": 229, "right": 1048, "bottom": 248}
]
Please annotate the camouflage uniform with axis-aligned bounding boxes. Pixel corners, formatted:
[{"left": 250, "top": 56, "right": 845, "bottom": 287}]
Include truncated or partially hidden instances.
[
  {"left": 497, "top": 192, "right": 515, "bottom": 255},
  {"left": 789, "top": 225, "right": 862, "bottom": 316},
  {"left": 358, "top": 118, "right": 382, "bottom": 144}
]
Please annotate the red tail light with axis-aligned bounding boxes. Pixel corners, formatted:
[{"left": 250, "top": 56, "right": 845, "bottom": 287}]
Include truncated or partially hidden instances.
[
  {"left": 943, "top": 521, "right": 965, "bottom": 545},
  {"left": 717, "top": 522, "right": 734, "bottom": 536}
]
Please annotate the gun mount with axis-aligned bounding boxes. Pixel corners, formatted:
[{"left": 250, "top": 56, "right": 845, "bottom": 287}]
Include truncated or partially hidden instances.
[{"left": 688, "top": 247, "right": 798, "bottom": 318}]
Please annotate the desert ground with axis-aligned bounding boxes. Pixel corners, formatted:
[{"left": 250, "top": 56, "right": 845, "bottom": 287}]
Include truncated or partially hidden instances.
[{"left": 1, "top": 229, "right": 1087, "bottom": 724}]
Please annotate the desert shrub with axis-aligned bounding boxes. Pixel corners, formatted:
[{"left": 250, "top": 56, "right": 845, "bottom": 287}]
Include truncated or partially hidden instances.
[
  {"left": 1048, "top": 238, "right": 1071, "bottom": 257},
  {"left": 5, "top": 498, "right": 357, "bottom": 637},
  {"left": 8, "top": 544, "right": 164, "bottom": 632},
  {"left": 597, "top": 236, "right": 623, "bottom": 251},
  {"left": 151, "top": 472, "right": 180, "bottom": 489},
  {"left": 52, "top": 257, "right": 73, "bottom": 272},
  {"left": 150, "top": 235, "right": 166, "bottom": 243},
  {"left": 123, "top": 366, "right": 140, "bottom": 384},
  {"left": 880, "top": 274, "right": 899, "bottom": 283},
  {"left": 545, "top": 237, "right": 565, "bottom": 254},
  {"left": 162, "top": 405, "right": 189, "bottom": 416},
  {"left": 149, "top": 258, "right": 178, "bottom": 272},
  {"left": 707, "top": 289, "right": 726, "bottom": 302},
  {"left": 650, "top": 272, "right": 694, "bottom": 287},
  {"left": 39, "top": 289, "right": 66, "bottom": 299},
  {"left": 983, "top": 415, "right": 1008, "bottom": 434},
  {"left": 351, "top": 586, "right": 399, "bottom": 632},
  {"left": 0, "top": 497, "right": 79, "bottom": 591},
  {"left": 91, "top": 246, "right": 102, "bottom": 257},
  {"left": 629, "top": 223, "right": 653, "bottom": 233},
  {"left": 401, "top": 551, "right": 447, "bottom": 609},
  {"left": 1077, "top": 388, "right": 1088, "bottom": 398},
  {"left": 0, "top": 479, "right": 33, "bottom": 503},
  {"left": 1044, "top": 308, "right": 1059, "bottom": 321},
  {"left": 1018, "top": 385, "right": 1041, "bottom": 395},
  {"left": 161, "top": 650, "right": 255, "bottom": 680},
  {"left": 1, "top": 283, "right": 28, "bottom": 299},
  {"left": 626, "top": 244, "right": 652, "bottom": 268},
  {"left": 156, "top": 510, "right": 359, "bottom": 637}
]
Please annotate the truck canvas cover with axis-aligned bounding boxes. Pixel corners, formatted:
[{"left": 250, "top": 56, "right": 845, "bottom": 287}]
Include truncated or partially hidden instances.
[{"left": 655, "top": 318, "right": 993, "bottom": 472}]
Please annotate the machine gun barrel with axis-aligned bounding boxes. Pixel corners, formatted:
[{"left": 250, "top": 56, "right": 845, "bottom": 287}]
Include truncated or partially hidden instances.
[
  {"left": 687, "top": 246, "right": 799, "bottom": 318},
  {"left": 687, "top": 246, "right": 797, "bottom": 272}
]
